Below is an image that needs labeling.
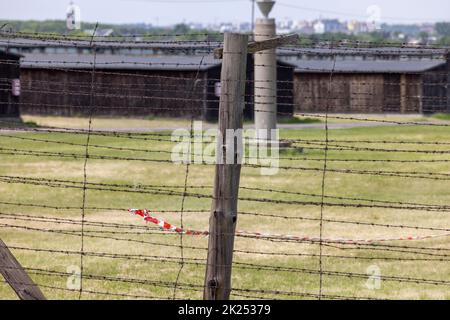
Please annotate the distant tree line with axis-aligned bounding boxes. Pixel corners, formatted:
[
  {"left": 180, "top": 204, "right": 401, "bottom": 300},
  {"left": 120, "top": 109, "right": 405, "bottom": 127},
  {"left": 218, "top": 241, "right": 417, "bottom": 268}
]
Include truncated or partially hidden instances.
[
  {"left": 436, "top": 23, "right": 450, "bottom": 36},
  {"left": 0, "top": 20, "right": 449, "bottom": 45},
  {"left": 435, "top": 23, "right": 450, "bottom": 45},
  {"left": 0, "top": 20, "right": 222, "bottom": 41}
]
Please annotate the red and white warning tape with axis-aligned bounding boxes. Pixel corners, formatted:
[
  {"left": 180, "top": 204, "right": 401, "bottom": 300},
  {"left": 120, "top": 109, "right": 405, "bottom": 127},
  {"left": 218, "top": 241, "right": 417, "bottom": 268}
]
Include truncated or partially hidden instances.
[
  {"left": 130, "top": 208, "right": 208, "bottom": 236},
  {"left": 128, "top": 209, "right": 450, "bottom": 244}
]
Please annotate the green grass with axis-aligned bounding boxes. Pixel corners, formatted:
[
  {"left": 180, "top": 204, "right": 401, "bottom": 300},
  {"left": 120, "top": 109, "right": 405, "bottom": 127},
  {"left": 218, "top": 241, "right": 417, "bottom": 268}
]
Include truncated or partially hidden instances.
[
  {"left": 278, "top": 117, "right": 322, "bottom": 125},
  {"left": 20, "top": 115, "right": 193, "bottom": 130},
  {"left": 23, "top": 121, "right": 39, "bottom": 128},
  {"left": 0, "top": 118, "right": 39, "bottom": 129},
  {"left": 0, "top": 116, "right": 450, "bottom": 300},
  {"left": 432, "top": 113, "right": 450, "bottom": 121}
]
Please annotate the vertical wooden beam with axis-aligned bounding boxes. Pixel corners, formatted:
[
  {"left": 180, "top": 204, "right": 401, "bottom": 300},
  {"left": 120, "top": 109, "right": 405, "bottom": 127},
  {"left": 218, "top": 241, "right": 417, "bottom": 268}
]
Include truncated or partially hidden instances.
[
  {"left": 400, "top": 74, "right": 407, "bottom": 114},
  {"left": 446, "top": 52, "right": 450, "bottom": 113},
  {"left": 418, "top": 74, "right": 423, "bottom": 114},
  {"left": 204, "top": 33, "right": 248, "bottom": 300},
  {"left": 0, "top": 239, "right": 46, "bottom": 300}
]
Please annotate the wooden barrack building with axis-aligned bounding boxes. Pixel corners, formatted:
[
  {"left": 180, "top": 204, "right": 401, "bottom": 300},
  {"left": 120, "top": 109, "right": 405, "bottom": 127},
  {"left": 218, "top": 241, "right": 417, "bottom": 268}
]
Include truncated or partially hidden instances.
[
  {"left": 17, "top": 52, "right": 294, "bottom": 121},
  {"left": 279, "top": 48, "right": 450, "bottom": 114}
]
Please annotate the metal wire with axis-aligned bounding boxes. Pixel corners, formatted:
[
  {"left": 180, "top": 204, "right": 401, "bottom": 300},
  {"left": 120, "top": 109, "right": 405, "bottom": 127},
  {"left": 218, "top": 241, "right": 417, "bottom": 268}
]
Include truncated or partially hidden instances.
[{"left": 1, "top": 32, "right": 450, "bottom": 301}]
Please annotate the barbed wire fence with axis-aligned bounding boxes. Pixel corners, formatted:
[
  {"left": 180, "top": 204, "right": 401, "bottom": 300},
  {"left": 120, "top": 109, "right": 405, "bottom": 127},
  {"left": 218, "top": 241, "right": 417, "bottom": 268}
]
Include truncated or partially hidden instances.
[{"left": 0, "top": 31, "right": 449, "bottom": 300}]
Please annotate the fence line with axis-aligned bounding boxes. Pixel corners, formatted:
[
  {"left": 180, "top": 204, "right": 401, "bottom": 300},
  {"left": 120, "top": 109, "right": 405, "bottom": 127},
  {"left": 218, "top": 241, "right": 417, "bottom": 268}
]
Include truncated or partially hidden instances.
[{"left": 0, "top": 32, "right": 449, "bottom": 300}]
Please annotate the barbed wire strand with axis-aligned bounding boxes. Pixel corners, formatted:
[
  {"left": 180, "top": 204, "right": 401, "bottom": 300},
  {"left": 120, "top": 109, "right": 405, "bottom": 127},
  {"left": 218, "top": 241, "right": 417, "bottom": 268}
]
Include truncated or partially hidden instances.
[
  {"left": 79, "top": 23, "right": 98, "bottom": 300},
  {"left": 318, "top": 49, "right": 337, "bottom": 300}
]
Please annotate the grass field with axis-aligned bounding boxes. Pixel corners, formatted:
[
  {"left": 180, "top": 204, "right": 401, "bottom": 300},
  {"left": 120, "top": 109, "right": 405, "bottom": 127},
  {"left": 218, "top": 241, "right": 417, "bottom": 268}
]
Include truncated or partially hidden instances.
[
  {"left": 16, "top": 113, "right": 445, "bottom": 129},
  {"left": 0, "top": 114, "right": 450, "bottom": 300}
]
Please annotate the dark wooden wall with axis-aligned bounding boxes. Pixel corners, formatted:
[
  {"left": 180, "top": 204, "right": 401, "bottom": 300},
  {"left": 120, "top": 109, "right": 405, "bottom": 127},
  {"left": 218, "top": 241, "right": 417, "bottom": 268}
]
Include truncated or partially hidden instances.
[
  {"left": 243, "top": 57, "right": 295, "bottom": 120},
  {"left": 20, "top": 68, "right": 208, "bottom": 118},
  {"left": 0, "top": 52, "right": 20, "bottom": 117},
  {"left": 197, "top": 57, "right": 295, "bottom": 122},
  {"left": 422, "top": 65, "right": 448, "bottom": 114},
  {"left": 276, "top": 62, "right": 295, "bottom": 118},
  {"left": 203, "top": 65, "right": 221, "bottom": 122},
  {"left": 19, "top": 66, "right": 448, "bottom": 117},
  {"left": 293, "top": 72, "right": 423, "bottom": 113},
  {"left": 20, "top": 63, "right": 293, "bottom": 122}
]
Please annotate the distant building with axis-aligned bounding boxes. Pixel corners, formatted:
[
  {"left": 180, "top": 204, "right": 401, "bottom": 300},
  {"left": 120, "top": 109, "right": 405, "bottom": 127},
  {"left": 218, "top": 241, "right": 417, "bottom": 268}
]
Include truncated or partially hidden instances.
[
  {"left": 0, "top": 37, "right": 221, "bottom": 56},
  {"left": 313, "top": 20, "right": 325, "bottom": 34},
  {"left": 279, "top": 48, "right": 450, "bottom": 114},
  {"left": 322, "top": 19, "right": 345, "bottom": 33},
  {"left": 17, "top": 53, "right": 294, "bottom": 121},
  {"left": 66, "top": 1, "right": 81, "bottom": 31},
  {"left": 2, "top": 37, "right": 449, "bottom": 117},
  {"left": 347, "top": 21, "right": 369, "bottom": 34}
]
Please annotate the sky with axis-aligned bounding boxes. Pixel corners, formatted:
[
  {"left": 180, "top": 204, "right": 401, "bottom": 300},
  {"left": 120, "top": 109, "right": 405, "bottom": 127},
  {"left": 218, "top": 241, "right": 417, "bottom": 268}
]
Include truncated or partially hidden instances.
[{"left": 0, "top": 0, "right": 449, "bottom": 25}]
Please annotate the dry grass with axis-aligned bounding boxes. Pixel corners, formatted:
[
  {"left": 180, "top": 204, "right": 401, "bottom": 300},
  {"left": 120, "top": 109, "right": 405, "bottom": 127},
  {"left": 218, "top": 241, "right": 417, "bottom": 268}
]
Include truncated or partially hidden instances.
[
  {"left": 20, "top": 115, "right": 192, "bottom": 130},
  {"left": 0, "top": 115, "right": 449, "bottom": 300}
]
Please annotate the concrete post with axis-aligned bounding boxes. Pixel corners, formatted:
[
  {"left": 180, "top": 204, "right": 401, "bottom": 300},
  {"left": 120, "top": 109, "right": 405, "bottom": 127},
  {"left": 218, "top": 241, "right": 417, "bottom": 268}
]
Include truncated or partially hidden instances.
[{"left": 254, "top": 18, "right": 277, "bottom": 141}]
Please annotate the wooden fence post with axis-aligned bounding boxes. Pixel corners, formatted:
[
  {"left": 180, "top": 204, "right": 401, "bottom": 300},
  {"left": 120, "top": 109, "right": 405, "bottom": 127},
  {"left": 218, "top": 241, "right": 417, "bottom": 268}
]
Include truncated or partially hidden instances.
[
  {"left": 203, "top": 32, "right": 248, "bottom": 300},
  {"left": 0, "top": 239, "right": 46, "bottom": 300}
]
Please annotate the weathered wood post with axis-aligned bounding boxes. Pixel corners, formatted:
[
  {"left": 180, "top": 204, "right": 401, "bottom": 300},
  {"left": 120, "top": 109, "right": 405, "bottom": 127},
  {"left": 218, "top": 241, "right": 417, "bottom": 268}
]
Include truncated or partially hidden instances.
[
  {"left": 204, "top": 33, "right": 248, "bottom": 300},
  {"left": 206, "top": 33, "right": 299, "bottom": 300},
  {"left": 0, "top": 239, "right": 46, "bottom": 300}
]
